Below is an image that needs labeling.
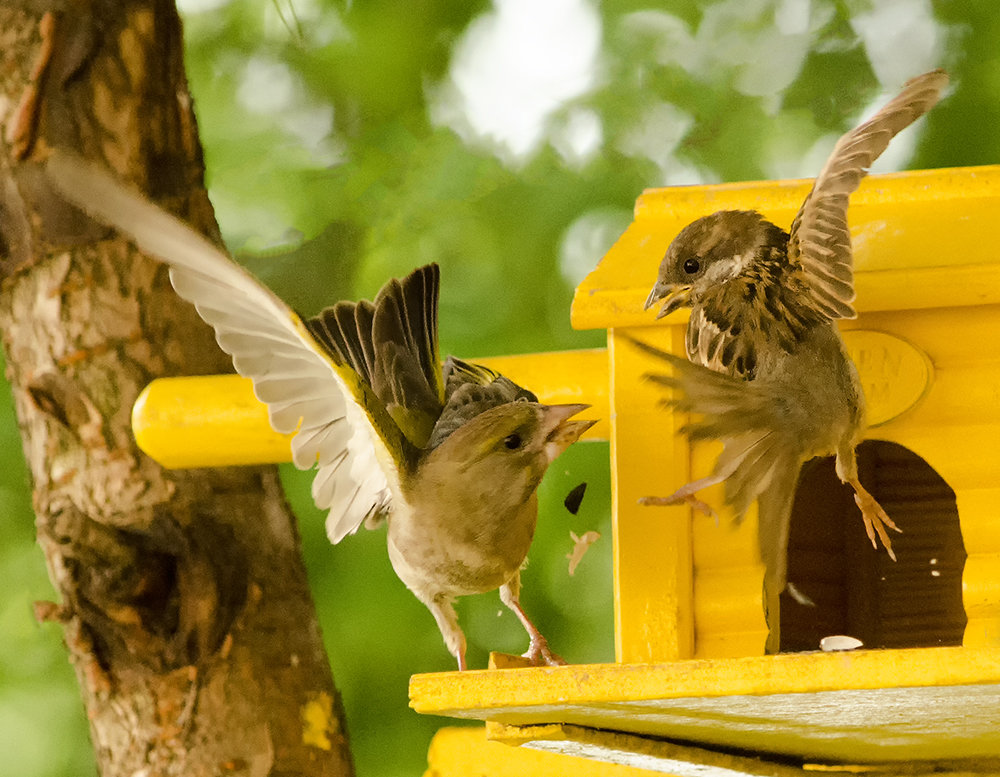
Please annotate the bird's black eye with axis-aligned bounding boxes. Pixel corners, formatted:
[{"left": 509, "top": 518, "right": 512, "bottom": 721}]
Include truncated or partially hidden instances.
[
  {"left": 504, "top": 433, "right": 523, "bottom": 450},
  {"left": 682, "top": 257, "right": 701, "bottom": 275}
]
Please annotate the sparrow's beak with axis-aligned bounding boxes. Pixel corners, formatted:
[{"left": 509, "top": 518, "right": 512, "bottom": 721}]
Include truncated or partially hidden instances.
[
  {"left": 541, "top": 404, "right": 597, "bottom": 463},
  {"left": 644, "top": 282, "right": 692, "bottom": 320}
]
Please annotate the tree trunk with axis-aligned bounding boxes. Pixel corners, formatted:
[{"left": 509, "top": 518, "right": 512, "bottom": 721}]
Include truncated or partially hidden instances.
[{"left": 0, "top": 2, "right": 354, "bottom": 775}]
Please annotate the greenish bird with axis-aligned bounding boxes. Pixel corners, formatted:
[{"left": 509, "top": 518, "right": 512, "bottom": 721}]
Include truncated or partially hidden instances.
[{"left": 49, "top": 153, "right": 594, "bottom": 670}]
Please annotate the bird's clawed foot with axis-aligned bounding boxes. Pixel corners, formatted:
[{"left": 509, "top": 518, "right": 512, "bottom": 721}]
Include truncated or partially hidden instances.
[
  {"left": 849, "top": 478, "right": 901, "bottom": 561},
  {"left": 522, "top": 633, "right": 566, "bottom": 667},
  {"left": 639, "top": 488, "right": 716, "bottom": 518},
  {"left": 500, "top": 580, "right": 567, "bottom": 668}
]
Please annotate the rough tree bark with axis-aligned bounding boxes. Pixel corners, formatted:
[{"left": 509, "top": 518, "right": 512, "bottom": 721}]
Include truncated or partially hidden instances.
[{"left": 0, "top": 2, "right": 354, "bottom": 775}]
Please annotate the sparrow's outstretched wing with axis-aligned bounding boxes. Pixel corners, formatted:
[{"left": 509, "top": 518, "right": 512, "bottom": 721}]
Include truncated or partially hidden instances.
[
  {"left": 306, "top": 265, "right": 445, "bottom": 450},
  {"left": 789, "top": 69, "right": 948, "bottom": 320},
  {"left": 48, "top": 151, "right": 406, "bottom": 544}
]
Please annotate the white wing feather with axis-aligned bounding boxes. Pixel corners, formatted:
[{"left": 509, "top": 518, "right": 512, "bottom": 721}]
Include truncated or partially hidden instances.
[{"left": 48, "top": 152, "right": 397, "bottom": 543}]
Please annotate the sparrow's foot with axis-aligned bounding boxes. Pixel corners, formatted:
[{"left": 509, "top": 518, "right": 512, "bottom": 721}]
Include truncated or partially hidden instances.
[
  {"left": 639, "top": 490, "right": 716, "bottom": 518},
  {"left": 522, "top": 634, "right": 566, "bottom": 667},
  {"left": 849, "top": 478, "right": 900, "bottom": 561},
  {"left": 638, "top": 471, "right": 728, "bottom": 518},
  {"left": 500, "top": 579, "right": 567, "bottom": 667}
]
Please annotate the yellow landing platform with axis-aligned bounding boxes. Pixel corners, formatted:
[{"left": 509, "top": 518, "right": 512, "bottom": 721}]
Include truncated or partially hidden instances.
[{"left": 412, "top": 647, "right": 1000, "bottom": 774}]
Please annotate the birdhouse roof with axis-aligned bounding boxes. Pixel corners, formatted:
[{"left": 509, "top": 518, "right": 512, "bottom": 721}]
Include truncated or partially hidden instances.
[{"left": 572, "top": 165, "right": 1000, "bottom": 331}]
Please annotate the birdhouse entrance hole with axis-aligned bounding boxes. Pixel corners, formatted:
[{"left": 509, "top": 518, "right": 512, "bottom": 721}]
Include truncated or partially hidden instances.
[{"left": 774, "top": 440, "right": 966, "bottom": 653}]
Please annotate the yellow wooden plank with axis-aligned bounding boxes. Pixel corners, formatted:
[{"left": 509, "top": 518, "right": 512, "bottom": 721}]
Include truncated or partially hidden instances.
[
  {"left": 609, "top": 326, "right": 694, "bottom": 663},
  {"left": 424, "top": 725, "right": 667, "bottom": 777},
  {"left": 692, "top": 566, "right": 768, "bottom": 657},
  {"left": 131, "top": 349, "right": 607, "bottom": 469},
  {"left": 426, "top": 722, "right": 1000, "bottom": 777},
  {"left": 490, "top": 721, "right": 808, "bottom": 777},
  {"left": 411, "top": 647, "right": 1000, "bottom": 712},
  {"left": 409, "top": 646, "right": 1000, "bottom": 765},
  {"left": 572, "top": 166, "right": 1000, "bottom": 331},
  {"left": 959, "top": 486, "right": 1000, "bottom": 646},
  {"left": 491, "top": 722, "right": 1000, "bottom": 777}
]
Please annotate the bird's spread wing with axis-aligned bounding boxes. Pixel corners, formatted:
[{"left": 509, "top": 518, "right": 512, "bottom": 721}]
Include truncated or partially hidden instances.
[
  {"left": 789, "top": 69, "right": 948, "bottom": 320},
  {"left": 47, "top": 151, "right": 404, "bottom": 544},
  {"left": 305, "top": 265, "right": 445, "bottom": 449}
]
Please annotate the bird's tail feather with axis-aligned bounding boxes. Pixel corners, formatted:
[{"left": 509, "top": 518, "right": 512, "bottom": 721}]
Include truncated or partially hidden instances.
[{"left": 755, "top": 453, "right": 799, "bottom": 593}]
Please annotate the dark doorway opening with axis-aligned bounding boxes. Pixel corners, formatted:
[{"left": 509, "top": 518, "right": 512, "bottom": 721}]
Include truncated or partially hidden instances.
[{"left": 774, "top": 440, "right": 966, "bottom": 652}]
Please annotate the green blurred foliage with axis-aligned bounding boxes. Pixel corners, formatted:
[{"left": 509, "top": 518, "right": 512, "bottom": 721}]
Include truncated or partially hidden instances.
[{"left": 1, "top": 1, "right": 994, "bottom": 775}]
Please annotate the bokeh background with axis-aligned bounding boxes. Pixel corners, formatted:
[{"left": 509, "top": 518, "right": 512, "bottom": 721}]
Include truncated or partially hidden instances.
[{"left": 1, "top": 1, "right": 995, "bottom": 775}]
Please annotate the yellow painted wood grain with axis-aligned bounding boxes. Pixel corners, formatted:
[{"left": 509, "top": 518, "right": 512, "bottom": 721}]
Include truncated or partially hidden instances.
[{"left": 131, "top": 349, "right": 608, "bottom": 469}]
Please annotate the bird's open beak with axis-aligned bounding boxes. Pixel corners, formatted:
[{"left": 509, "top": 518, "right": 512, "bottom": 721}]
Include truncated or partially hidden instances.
[
  {"left": 541, "top": 404, "right": 596, "bottom": 463},
  {"left": 644, "top": 282, "right": 692, "bottom": 320}
]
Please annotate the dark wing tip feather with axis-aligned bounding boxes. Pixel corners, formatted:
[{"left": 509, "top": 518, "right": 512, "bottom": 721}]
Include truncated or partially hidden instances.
[
  {"left": 403, "top": 264, "right": 443, "bottom": 405},
  {"left": 367, "top": 265, "right": 445, "bottom": 446},
  {"left": 306, "top": 264, "right": 444, "bottom": 442}
]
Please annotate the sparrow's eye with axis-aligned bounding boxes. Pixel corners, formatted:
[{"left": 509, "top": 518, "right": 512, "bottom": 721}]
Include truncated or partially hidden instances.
[
  {"left": 504, "top": 433, "right": 523, "bottom": 450},
  {"left": 682, "top": 257, "right": 701, "bottom": 275}
]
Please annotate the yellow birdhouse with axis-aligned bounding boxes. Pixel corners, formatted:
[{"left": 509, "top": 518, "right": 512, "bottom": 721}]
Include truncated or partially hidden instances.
[
  {"left": 577, "top": 166, "right": 996, "bottom": 662},
  {"left": 409, "top": 165, "right": 1000, "bottom": 776},
  {"left": 132, "top": 165, "right": 1000, "bottom": 775}
]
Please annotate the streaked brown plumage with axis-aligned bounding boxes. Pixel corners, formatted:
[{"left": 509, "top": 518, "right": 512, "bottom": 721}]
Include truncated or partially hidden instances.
[{"left": 637, "top": 69, "right": 948, "bottom": 597}]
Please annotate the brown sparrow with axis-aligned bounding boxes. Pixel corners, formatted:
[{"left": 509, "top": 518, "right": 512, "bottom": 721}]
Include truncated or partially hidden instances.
[{"left": 636, "top": 69, "right": 948, "bottom": 596}]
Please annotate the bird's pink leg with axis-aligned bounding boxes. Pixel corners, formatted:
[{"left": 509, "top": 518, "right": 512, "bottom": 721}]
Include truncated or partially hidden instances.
[
  {"left": 836, "top": 445, "right": 900, "bottom": 560},
  {"left": 638, "top": 454, "right": 743, "bottom": 517},
  {"left": 847, "top": 476, "right": 900, "bottom": 561},
  {"left": 500, "top": 577, "right": 565, "bottom": 667},
  {"left": 638, "top": 474, "right": 719, "bottom": 517},
  {"left": 422, "top": 594, "right": 468, "bottom": 670}
]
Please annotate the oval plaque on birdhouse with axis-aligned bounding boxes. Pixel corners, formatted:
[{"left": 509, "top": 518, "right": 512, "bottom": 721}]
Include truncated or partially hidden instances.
[{"left": 843, "top": 330, "right": 933, "bottom": 427}]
